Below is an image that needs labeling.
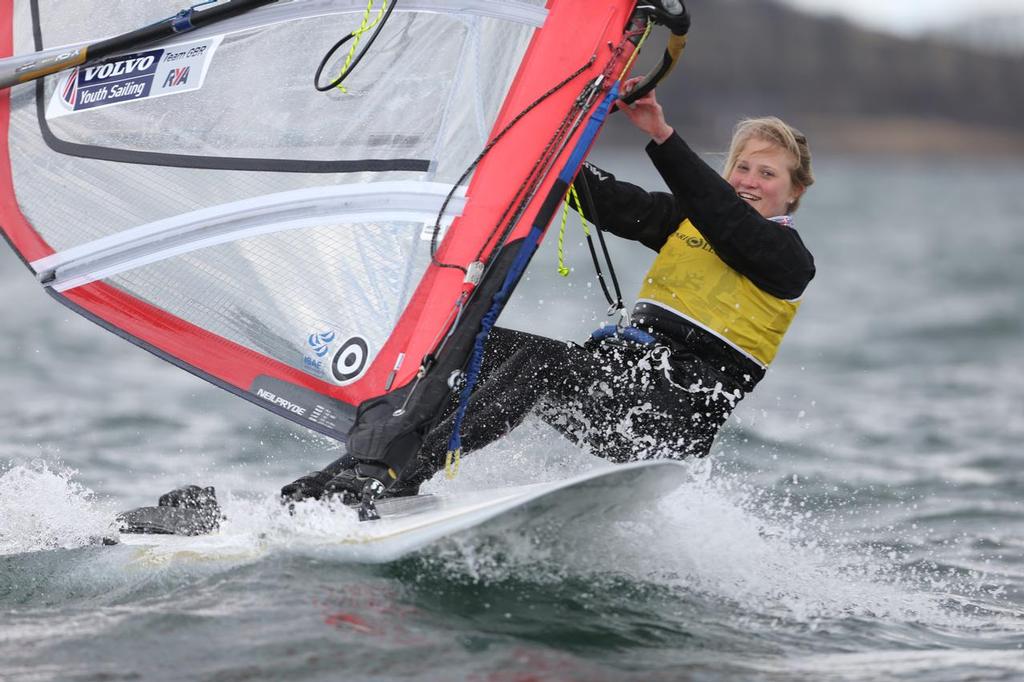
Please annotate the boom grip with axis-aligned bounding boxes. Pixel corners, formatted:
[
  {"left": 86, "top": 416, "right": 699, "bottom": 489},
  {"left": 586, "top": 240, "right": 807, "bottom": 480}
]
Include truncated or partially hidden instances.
[
  {"left": 619, "top": 32, "right": 687, "bottom": 106},
  {"left": 0, "top": 48, "right": 89, "bottom": 90}
]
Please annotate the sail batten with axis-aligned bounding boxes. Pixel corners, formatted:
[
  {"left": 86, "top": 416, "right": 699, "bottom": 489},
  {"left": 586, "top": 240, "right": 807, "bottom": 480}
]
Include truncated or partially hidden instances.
[{"left": 33, "top": 181, "right": 467, "bottom": 291}]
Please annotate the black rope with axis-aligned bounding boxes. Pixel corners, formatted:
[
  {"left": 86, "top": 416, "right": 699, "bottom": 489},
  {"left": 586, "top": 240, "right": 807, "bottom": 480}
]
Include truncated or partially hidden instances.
[
  {"left": 592, "top": 215, "right": 625, "bottom": 314},
  {"left": 314, "top": 0, "right": 398, "bottom": 92},
  {"left": 575, "top": 171, "right": 625, "bottom": 315}
]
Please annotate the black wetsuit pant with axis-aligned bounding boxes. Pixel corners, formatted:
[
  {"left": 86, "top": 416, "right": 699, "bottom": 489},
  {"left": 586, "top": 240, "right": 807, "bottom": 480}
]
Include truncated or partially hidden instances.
[{"left": 405, "top": 325, "right": 752, "bottom": 486}]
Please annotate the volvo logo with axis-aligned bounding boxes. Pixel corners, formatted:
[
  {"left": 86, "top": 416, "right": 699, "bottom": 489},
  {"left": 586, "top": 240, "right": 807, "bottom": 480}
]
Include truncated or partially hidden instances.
[
  {"left": 81, "top": 55, "right": 157, "bottom": 83},
  {"left": 331, "top": 336, "right": 369, "bottom": 385}
]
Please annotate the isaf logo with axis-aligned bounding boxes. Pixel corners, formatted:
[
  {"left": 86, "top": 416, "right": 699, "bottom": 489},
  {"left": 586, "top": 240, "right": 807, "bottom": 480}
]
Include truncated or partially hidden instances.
[
  {"left": 307, "top": 330, "right": 336, "bottom": 357},
  {"left": 302, "top": 331, "right": 370, "bottom": 385},
  {"left": 303, "top": 330, "right": 335, "bottom": 375}
]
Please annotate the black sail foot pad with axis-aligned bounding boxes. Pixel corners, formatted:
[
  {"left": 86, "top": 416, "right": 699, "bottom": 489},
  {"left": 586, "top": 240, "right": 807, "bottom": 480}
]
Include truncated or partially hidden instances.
[
  {"left": 117, "top": 484, "right": 223, "bottom": 536},
  {"left": 116, "top": 506, "right": 222, "bottom": 536}
]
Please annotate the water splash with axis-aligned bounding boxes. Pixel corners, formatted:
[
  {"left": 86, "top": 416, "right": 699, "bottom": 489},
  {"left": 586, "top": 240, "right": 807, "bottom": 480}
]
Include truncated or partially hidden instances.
[
  {"left": 0, "top": 438, "right": 997, "bottom": 636},
  {"left": 410, "top": 451, "right": 987, "bottom": 630},
  {"left": 0, "top": 460, "right": 116, "bottom": 555}
]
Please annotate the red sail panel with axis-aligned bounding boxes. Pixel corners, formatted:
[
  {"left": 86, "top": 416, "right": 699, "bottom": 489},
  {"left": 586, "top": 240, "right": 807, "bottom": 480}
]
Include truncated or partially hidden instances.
[{"left": 0, "top": 6, "right": 52, "bottom": 263}]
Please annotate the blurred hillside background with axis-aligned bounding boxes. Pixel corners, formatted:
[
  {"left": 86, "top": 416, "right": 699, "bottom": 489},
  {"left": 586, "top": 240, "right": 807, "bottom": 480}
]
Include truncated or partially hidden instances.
[{"left": 603, "top": 0, "right": 1024, "bottom": 156}]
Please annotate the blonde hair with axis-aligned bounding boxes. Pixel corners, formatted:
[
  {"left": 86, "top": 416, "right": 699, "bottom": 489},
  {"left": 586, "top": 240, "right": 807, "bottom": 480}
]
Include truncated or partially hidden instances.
[{"left": 724, "top": 117, "right": 814, "bottom": 214}]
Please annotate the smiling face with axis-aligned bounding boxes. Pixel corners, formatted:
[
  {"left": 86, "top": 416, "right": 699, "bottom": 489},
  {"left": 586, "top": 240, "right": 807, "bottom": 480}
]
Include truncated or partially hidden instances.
[{"left": 726, "top": 139, "right": 804, "bottom": 219}]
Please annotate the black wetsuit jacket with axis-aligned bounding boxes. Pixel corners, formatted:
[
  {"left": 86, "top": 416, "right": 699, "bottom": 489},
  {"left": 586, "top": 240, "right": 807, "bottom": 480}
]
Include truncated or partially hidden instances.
[{"left": 578, "top": 131, "right": 816, "bottom": 391}]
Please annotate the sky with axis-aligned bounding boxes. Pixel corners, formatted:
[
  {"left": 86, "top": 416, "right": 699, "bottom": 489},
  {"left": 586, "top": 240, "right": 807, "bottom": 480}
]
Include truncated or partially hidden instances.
[{"left": 778, "top": 0, "right": 1024, "bottom": 35}]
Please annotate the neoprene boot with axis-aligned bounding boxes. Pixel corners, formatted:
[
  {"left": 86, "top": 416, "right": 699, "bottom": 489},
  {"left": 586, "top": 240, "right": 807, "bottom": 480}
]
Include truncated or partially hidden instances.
[{"left": 280, "top": 453, "right": 355, "bottom": 502}]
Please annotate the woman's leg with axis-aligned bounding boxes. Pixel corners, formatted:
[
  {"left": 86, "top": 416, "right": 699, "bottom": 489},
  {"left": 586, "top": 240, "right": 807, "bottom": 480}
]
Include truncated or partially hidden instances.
[
  {"left": 541, "top": 341, "right": 732, "bottom": 462},
  {"left": 408, "top": 327, "right": 577, "bottom": 482}
]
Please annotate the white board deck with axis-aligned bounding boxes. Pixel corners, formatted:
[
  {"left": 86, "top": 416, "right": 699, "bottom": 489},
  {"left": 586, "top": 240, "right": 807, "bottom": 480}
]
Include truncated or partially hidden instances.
[{"left": 117, "top": 460, "right": 690, "bottom": 564}]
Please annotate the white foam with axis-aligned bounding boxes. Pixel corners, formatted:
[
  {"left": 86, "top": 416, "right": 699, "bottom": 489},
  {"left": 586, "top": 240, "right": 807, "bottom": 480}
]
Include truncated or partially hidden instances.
[
  {"left": 621, "top": 463, "right": 947, "bottom": 622},
  {"left": 407, "top": 435, "right": 966, "bottom": 627},
  {"left": 0, "top": 437, "right": 985, "bottom": 631},
  {"left": 0, "top": 460, "right": 116, "bottom": 555}
]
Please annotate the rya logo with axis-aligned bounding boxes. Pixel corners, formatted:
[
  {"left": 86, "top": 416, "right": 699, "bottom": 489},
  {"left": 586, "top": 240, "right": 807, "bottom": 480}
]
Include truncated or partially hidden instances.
[{"left": 163, "top": 66, "right": 190, "bottom": 88}]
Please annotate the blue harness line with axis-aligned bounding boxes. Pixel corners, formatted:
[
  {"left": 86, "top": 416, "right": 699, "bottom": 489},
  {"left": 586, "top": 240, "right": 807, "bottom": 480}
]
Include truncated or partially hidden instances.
[
  {"left": 444, "top": 82, "right": 621, "bottom": 476},
  {"left": 590, "top": 324, "right": 655, "bottom": 345}
]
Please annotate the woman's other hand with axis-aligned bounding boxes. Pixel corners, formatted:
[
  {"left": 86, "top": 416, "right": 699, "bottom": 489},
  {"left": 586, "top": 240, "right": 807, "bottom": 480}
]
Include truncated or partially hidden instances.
[{"left": 620, "top": 77, "right": 674, "bottom": 144}]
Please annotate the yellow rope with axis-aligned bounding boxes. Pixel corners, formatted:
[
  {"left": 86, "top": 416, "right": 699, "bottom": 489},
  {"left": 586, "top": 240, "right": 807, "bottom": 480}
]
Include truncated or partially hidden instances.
[
  {"left": 557, "top": 185, "right": 591, "bottom": 277},
  {"left": 556, "top": 22, "right": 653, "bottom": 277},
  {"left": 619, "top": 19, "right": 653, "bottom": 80},
  {"left": 335, "top": 0, "right": 388, "bottom": 93},
  {"left": 444, "top": 448, "right": 461, "bottom": 479}
]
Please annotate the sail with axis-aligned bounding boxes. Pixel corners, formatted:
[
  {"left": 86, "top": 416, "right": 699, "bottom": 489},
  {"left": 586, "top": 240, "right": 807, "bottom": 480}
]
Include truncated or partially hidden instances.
[{"left": 1, "top": 0, "right": 641, "bottom": 449}]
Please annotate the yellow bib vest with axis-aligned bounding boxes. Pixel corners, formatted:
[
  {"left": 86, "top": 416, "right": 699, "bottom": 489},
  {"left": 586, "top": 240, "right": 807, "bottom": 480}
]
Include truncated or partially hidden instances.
[{"left": 637, "top": 219, "right": 801, "bottom": 367}]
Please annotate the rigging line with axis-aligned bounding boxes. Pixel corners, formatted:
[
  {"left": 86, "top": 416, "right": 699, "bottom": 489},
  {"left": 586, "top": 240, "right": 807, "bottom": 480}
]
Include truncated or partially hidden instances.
[
  {"left": 336, "top": 0, "right": 386, "bottom": 93},
  {"left": 443, "top": 83, "right": 622, "bottom": 472},
  {"left": 583, "top": 227, "right": 617, "bottom": 309},
  {"left": 479, "top": 85, "right": 592, "bottom": 261},
  {"left": 424, "top": 27, "right": 642, "bottom": 362},
  {"left": 551, "top": 22, "right": 649, "bottom": 314},
  {"left": 416, "top": 76, "right": 598, "bottom": 381},
  {"left": 474, "top": 93, "right": 581, "bottom": 262},
  {"left": 427, "top": 75, "right": 601, "bottom": 364},
  {"left": 430, "top": 60, "right": 594, "bottom": 270},
  {"left": 618, "top": 19, "right": 653, "bottom": 79},
  {"left": 406, "top": 31, "right": 635, "bottom": 411},
  {"left": 482, "top": 23, "right": 652, "bottom": 265},
  {"left": 428, "top": 55, "right": 597, "bottom": 273},
  {"left": 555, "top": 179, "right": 621, "bottom": 314},
  {"left": 576, "top": 170, "right": 624, "bottom": 314},
  {"left": 560, "top": 173, "right": 618, "bottom": 311},
  {"left": 314, "top": 0, "right": 397, "bottom": 91}
]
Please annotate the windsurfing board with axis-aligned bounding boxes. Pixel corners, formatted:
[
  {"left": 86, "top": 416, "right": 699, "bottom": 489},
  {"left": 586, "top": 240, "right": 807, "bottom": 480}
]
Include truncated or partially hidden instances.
[{"left": 115, "top": 460, "right": 690, "bottom": 564}]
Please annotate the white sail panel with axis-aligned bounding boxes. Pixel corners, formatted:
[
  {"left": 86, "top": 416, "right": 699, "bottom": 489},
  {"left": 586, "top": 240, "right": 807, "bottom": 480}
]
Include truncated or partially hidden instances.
[
  {"left": 106, "top": 219, "right": 434, "bottom": 387},
  {"left": 3, "top": 0, "right": 639, "bottom": 445},
  {"left": 9, "top": 2, "right": 539, "bottom": 250},
  {"left": 5, "top": 1, "right": 542, "bottom": 387}
]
